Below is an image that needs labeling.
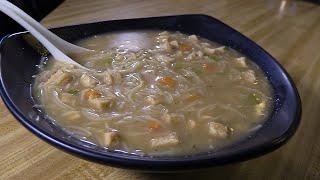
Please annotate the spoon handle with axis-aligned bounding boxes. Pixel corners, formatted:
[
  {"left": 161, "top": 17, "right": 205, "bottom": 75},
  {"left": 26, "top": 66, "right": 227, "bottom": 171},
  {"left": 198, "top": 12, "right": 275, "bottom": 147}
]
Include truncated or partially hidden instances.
[
  {"left": 0, "top": 4, "right": 85, "bottom": 67},
  {"left": 0, "top": 0, "right": 91, "bottom": 54}
]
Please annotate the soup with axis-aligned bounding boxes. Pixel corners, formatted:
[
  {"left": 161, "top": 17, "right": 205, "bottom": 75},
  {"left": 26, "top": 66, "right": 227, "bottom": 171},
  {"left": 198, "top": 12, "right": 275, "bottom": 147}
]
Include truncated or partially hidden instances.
[{"left": 33, "top": 31, "right": 273, "bottom": 156}]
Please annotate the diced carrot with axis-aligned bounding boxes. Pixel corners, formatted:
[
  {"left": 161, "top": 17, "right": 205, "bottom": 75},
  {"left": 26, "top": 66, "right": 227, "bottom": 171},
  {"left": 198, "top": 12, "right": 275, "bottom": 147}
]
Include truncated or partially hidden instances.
[
  {"left": 186, "top": 92, "right": 201, "bottom": 102},
  {"left": 158, "top": 76, "right": 177, "bottom": 87},
  {"left": 202, "top": 63, "right": 215, "bottom": 72},
  {"left": 149, "top": 121, "right": 161, "bottom": 130},
  {"left": 179, "top": 43, "right": 192, "bottom": 52},
  {"left": 60, "top": 76, "right": 73, "bottom": 85},
  {"left": 85, "top": 89, "right": 102, "bottom": 99}
]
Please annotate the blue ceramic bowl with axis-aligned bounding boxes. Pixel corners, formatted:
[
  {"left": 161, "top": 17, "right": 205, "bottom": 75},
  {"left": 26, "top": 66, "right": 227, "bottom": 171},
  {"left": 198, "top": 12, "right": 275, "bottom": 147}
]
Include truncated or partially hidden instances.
[{"left": 0, "top": 15, "right": 301, "bottom": 171}]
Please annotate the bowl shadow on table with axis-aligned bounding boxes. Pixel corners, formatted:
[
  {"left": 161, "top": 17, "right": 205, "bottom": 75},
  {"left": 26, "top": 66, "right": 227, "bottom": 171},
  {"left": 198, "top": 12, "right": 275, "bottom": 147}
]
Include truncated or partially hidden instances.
[
  {"left": 135, "top": 164, "right": 241, "bottom": 179},
  {"left": 129, "top": 145, "right": 300, "bottom": 179}
]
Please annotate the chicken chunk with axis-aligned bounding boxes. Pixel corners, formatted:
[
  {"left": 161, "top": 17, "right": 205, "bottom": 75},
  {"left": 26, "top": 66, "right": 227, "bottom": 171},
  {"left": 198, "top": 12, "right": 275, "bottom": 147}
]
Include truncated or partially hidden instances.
[
  {"left": 155, "top": 54, "right": 175, "bottom": 64},
  {"left": 103, "top": 131, "right": 119, "bottom": 147},
  {"left": 159, "top": 31, "right": 169, "bottom": 36},
  {"left": 229, "top": 69, "right": 242, "bottom": 81},
  {"left": 88, "top": 96, "right": 114, "bottom": 110},
  {"left": 60, "top": 93, "right": 77, "bottom": 106},
  {"left": 188, "top": 35, "right": 198, "bottom": 42},
  {"left": 256, "top": 101, "right": 266, "bottom": 115},
  {"left": 158, "top": 31, "right": 170, "bottom": 40},
  {"left": 196, "top": 51, "right": 203, "bottom": 58},
  {"left": 203, "top": 47, "right": 215, "bottom": 55},
  {"left": 169, "top": 40, "right": 179, "bottom": 48},
  {"left": 187, "top": 119, "right": 196, "bottom": 130},
  {"left": 61, "top": 111, "right": 81, "bottom": 121},
  {"left": 203, "top": 46, "right": 226, "bottom": 55},
  {"left": 103, "top": 72, "right": 113, "bottom": 85},
  {"left": 145, "top": 95, "right": 163, "bottom": 105},
  {"left": 175, "top": 51, "right": 183, "bottom": 58},
  {"left": 186, "top": 52, "right": 196, "bottom": 60},
  {"left": 111, "top": 71, "right": 122, "bottom": 84},
  {"left": 208, "top": 122, "right": 228, "bottom": 138},
  {"left": 162, "top": 113, "right": 172, "bottom": 124},
  {"left": 46, "top": 70, "right": 72, "bottom": 86},
  {"left": 162, "top": 113, "right": 183, "bottom": 124},
  {"left": 150, "top": 133, "right": 179, "bottom": 148},
  {"left": 235, "top": 57, "right": 247, "bottom": 67},
  {"left": 160, "top": 40, "right": 172, "bottom": 52},
  {"left": 242, "top": 70, "right": 256, "bottom": 83},
  {"left": 127, "top": 53, "right": 137, "bottom": 61},
  {"left": 201, "top": 42, "right": 211, "bottom": 47},
  {"left": 80, "top": 74, "right": 98, "bottom": 88}
]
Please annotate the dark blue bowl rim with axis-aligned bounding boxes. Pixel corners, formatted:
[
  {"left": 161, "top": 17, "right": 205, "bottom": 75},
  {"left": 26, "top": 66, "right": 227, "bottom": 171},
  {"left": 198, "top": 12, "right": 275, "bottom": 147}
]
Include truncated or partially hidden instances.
[{"left": 0, "top": 14, "right": 301, "bottom": 171}]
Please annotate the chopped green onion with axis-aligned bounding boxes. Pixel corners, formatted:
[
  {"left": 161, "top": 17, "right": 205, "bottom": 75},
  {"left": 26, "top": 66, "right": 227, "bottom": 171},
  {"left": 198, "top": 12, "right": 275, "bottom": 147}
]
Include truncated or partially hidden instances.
[
  {"left": 67, "top": 89, "right": 79, "bottom": 95},
  {"left": 192, "top": 67, "right": 202, "bottom": 75},
  {"left": 172, "top": 61, "right": 184, "bottom": 69},
  {"left": 209, "top": 55, "right": 222, "bottom": 61},
  {"left": 216, "top": 71, "right": 226, "bottom": 75},
  {"left": 248, "top": 93, "right": 262, "bottom": 104},
  {"left": 42, "top": 60, "right": 53, "bottom": 70},
  {"left": 96, "top": 57, "right": 113, "bottom": 67},
  {"left": 34, "top": 88, "right": 41, "bottom": 98}
]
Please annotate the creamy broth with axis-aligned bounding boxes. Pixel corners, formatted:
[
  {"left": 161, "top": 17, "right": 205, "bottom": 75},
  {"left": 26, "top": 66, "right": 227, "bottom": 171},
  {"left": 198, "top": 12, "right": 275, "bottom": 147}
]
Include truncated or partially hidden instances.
[{"left": 33, "top": 31, "right": 273, "bottom": 156}]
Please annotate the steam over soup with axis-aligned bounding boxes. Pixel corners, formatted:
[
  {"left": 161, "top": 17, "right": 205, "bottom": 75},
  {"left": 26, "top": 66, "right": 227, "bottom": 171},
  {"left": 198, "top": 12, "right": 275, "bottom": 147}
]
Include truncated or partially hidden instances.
[{"left": 33, "top": 31, "right": 273, "bottom": 156}]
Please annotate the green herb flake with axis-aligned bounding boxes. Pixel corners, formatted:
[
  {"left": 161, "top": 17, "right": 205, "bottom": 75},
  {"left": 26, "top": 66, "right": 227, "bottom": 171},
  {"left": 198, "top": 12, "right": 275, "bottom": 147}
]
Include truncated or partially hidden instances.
[
  {"left": 209, "top": 55, "right": 222, "bottom": 61},
  {"left": 41, "top": 60, "right": 53, "bottom": 70},
  {"left": 172, "top": 61, "right": 184, "bottom": 69},
  {"left": 96, "top": 57, "right": 113, "bottom": 67},
  {"left": 34, "top": 88, "right": 42, "bottom": 98},
  {"left": 67, "top": 89, "right": 79, "bottom": 95},
  {"left": 248, "top": 93, "right": 262, "bottom": 104},
  {"left": 192, "top": 67, "right": 203, "bottom": 74},
  {"left": 216, "top": 71, "right": 226, "bottom": 76}
]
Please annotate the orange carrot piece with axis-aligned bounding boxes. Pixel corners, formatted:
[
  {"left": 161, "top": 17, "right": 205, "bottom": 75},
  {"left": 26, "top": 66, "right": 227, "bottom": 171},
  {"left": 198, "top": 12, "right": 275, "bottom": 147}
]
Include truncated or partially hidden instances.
[
  {"left": 202, "top": 63, "right": 215, "bottom": 72},
  {"left": 186, "top": 92, "right": 201, "bottom": 102},
  {"left": 85, "top": 89, "right": 102, "bottom": 99},
  {"left": 179, "top": 43, "right": 192, "bottom": 51},
  {"left": 149, "top": 121, "right": 161, "bottom": 130},
  {"left": 158, "top": 76, "right": 177, "bottom": 87}
]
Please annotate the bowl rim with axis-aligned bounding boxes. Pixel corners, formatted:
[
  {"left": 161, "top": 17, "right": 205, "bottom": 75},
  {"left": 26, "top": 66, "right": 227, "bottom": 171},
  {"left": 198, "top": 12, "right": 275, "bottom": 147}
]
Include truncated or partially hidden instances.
[{"left": 0, "top": 14, "right": 302, "bottom": 171}]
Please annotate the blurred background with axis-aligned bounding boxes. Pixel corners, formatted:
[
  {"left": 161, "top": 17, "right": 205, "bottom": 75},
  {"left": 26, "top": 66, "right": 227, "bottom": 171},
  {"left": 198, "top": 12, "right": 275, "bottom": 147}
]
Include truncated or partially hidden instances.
[
  {"left": 0, "top": 0, "right": 319, "bottom": 39},
  {"left": 0, "top": 0, "right": 63, "bottom": 38}
]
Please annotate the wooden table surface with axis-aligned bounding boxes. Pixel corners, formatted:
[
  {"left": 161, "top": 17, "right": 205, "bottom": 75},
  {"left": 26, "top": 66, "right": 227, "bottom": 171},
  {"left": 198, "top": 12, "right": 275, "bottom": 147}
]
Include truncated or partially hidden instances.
[{"left": 1, "top": 0, "right": 320, "bottom": 179}]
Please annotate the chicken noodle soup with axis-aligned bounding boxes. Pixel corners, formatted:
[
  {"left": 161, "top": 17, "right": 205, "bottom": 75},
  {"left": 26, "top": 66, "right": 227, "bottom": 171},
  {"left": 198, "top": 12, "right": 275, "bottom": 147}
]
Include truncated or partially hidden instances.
[{"left": 33, "top": 31, "right": 273, "bottom": 156}]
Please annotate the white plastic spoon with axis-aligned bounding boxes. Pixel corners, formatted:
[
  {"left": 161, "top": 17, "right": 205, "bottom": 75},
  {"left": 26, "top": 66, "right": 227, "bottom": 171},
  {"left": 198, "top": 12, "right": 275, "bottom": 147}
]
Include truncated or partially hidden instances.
[
  {"left": 0, "top": 1, "right": 90, "bottom": 69},
  {"left": 0, "top": 0, "right": 92, "bottom": 54}
]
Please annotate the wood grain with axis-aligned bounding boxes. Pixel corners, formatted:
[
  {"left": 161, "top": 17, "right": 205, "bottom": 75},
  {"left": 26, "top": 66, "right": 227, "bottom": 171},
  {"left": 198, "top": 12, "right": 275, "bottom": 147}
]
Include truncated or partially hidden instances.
[{"left": 1, "top": 0, "right": 320, "bottom": 179}]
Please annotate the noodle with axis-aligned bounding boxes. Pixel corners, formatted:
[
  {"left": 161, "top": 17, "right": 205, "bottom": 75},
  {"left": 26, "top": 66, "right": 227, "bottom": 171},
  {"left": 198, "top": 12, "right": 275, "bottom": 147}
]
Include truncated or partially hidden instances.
[
  {"left": 65, "top": 126, "right": 92, "bottom": 137},
  {"left": 197, "top": 105, "right": 216, "bottom": 120},
  {"left": 51, "top": 91, "right": 74, "bottom": 110},
  {"left": 218, "top": 104, "right": 246, "bottom": 119},
  {"left": 119, "top": 62, "right": 142, "bottom": 74},
  {"left": 237, "top": 85, "right": 272, "bottom": 100},
  {"left": 126, "top": 75, "right": 144, "bottom": 103}
]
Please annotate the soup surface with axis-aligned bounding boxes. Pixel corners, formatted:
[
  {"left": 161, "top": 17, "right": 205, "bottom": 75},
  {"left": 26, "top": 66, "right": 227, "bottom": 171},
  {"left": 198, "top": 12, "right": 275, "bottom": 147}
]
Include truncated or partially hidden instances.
[{"left": 34, "top": 31, "right": 273, "bottom": 156}]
